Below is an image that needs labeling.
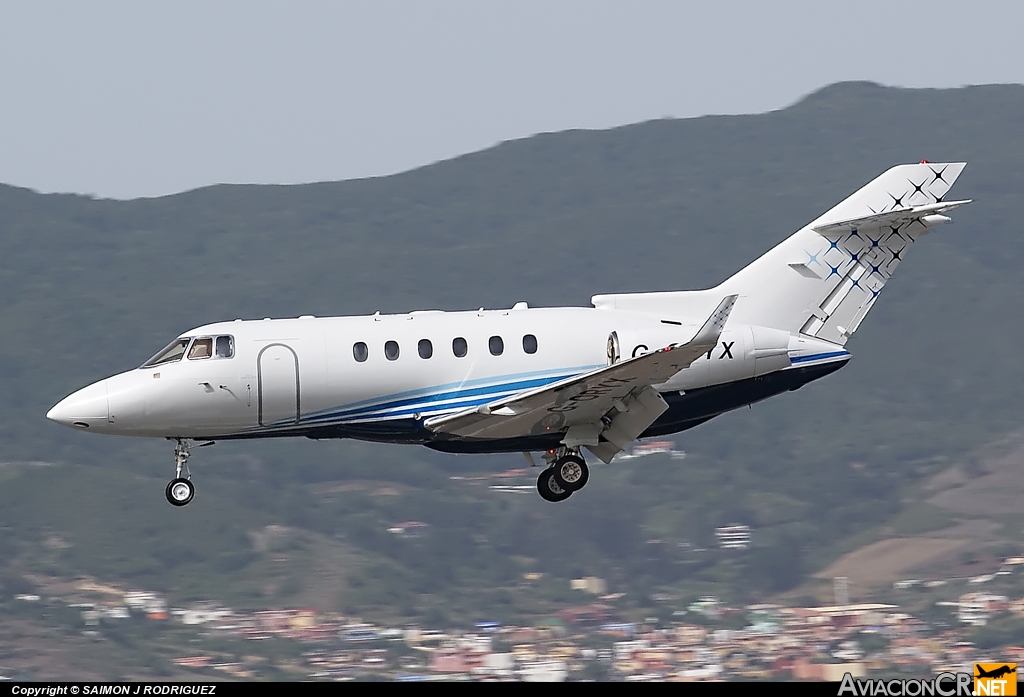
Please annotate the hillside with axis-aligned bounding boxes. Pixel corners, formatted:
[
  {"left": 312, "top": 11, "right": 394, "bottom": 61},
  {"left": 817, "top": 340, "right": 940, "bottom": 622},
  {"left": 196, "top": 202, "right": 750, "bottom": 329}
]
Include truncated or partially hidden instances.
[{"left": 1, "top": 81, "right": 1023, "bottom": 628}]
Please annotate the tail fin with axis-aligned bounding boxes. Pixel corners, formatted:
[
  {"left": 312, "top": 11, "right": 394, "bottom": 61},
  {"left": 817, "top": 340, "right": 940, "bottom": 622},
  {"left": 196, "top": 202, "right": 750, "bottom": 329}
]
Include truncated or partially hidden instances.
[
  {"left": 721, "top": 162, "right": 969, "bottom": 343},
  {"left": 593, "top": 162, "right": 970, "bottom": 344}
]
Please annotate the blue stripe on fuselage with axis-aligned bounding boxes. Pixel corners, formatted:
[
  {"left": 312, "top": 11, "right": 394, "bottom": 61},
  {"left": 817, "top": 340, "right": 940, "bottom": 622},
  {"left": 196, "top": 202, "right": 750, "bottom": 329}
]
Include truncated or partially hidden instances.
[
  {"left": 261, "top": 365, "right": 600, "bottom": 431},
  {"left": 789, "top": 350, "right": 849, "bottom": 364}
]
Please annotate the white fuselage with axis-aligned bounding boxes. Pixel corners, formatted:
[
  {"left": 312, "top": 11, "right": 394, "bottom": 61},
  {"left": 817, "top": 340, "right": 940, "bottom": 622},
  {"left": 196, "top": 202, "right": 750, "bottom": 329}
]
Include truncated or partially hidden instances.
[
  {"left": 42, "top": 161, "right": 968, "bottom": 507},
  {"left": 47, "top": 304, "right": 848, "bottom": 445}
]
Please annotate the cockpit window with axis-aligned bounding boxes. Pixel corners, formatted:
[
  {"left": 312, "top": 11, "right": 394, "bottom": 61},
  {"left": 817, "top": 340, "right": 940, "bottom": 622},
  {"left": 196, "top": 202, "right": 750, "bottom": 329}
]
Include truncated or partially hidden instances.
[
  {"left": 141, "top": 338, "right": 190, "bottom": 367},
  {"left": 215, "top": 335, "right": 234, "bottom": 358},
  {"left": 188, "top": 338, "right": 213, "bottom": 360}
]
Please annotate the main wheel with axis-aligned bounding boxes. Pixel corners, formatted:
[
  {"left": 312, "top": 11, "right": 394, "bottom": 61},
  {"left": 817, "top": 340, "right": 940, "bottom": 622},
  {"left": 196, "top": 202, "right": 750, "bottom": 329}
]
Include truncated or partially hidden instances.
[
  {"left": 165, "top": 478, "right": 195, "bottom": 506},
  {"left": 537, "top": 468, "right": 572, "bottom": 503},
  {"left": 552, "top": 455, "right": 589, "bottom": 492}
]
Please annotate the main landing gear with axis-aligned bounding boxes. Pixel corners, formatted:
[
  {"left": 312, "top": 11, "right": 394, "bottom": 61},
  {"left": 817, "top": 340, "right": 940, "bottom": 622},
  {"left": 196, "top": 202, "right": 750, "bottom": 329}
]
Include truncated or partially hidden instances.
[
  {"left": 535, "top": 448, "right": 590, "bottom": 503},
  {"left": 164, "top": 438, "right": 211, "bottom": 507}
]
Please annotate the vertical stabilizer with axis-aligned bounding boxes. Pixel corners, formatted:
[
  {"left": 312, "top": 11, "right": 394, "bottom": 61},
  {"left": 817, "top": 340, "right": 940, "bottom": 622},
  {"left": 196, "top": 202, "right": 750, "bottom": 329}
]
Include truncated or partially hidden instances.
[
  {"left": 592, "top": 162, "right": 969, "bottom": 344},
  {"left": 720, "top": 162, "right": 968, "bottom": 343}
]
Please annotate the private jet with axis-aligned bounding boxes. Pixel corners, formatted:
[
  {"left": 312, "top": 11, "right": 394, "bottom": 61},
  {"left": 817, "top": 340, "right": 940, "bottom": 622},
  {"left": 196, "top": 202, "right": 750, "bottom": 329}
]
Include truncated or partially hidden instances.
[{"left": 47, "top": 162, "right": 971, "bottom": 506}]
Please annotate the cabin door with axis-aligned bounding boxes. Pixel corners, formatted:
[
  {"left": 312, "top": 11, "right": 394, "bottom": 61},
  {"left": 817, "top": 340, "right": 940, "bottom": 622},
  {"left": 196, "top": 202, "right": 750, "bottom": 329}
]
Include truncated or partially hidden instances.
[{"left": 257, "top": 343, "right": 300, "bottom": 426}]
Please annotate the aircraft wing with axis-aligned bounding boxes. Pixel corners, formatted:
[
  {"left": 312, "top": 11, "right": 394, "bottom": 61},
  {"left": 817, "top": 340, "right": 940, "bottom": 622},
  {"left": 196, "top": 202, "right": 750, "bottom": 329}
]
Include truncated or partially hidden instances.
[
  {"left": 425, "top": 295, "right": 737, "bottom": 461},
  {"left": 813, "top": 199, "right": 972, "bottom": 235}
]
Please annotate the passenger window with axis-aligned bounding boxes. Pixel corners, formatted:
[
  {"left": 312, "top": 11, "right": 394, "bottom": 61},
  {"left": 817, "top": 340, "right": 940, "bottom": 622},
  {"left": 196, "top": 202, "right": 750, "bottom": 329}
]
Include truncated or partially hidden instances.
[
  {"left": 453, "top": 337, "right": 468, "bottom": 358},
  {"left": 489, "top": 336, "right": 504, "bottom": 356},
  {"left": 188, "top": 338, "right": 213, "bottom": 360},
  {"left": 353, "top": 342, "right": 368, "bottom": 362},
  {"left": 385, "top": 340, "right": 400, "bottom": 361},
  {"left": 215, "top": 335, "right": 234, "bottom": 358},
  {"left": 523, "top": 334, "right": 538, "bottom": 354},
  {"left": 418, "top": 339, "right": 433, "bottom": 359}
]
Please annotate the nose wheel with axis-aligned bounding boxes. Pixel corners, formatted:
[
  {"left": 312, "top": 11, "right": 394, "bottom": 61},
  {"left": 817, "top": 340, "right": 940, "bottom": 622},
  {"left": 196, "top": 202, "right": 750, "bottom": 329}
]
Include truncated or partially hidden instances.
[
  {"left": 166, "top": 478, "right": 195, "bottom": 506},
  {"left": 165, "top": 438, "right": 211, "bottom": 507}
]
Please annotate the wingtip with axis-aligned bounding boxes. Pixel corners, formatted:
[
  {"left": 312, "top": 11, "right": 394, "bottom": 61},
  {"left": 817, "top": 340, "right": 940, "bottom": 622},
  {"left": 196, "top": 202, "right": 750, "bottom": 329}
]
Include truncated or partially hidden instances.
[
  {"left": 712, "top": 294, "right": 739, "bottom": 329},
  {"left": 692, "top": 294, "right": 738, "bottom": 344}
]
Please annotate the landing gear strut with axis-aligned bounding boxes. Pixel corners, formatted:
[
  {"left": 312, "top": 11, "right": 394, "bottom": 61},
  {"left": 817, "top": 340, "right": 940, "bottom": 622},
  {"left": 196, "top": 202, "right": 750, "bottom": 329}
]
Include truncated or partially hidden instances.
[
  {"left": 535, "top": 447, "right": 590, "bottom": 503},
  {"left": 165, "top": 438, "right": 200, "bottom": 506}
]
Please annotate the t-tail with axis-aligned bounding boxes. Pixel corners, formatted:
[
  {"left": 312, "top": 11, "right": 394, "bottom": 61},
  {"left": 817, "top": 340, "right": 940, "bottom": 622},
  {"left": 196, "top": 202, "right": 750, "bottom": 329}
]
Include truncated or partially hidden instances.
[{"left": 593, "top": 162, "right": 970, "bottom": 344}]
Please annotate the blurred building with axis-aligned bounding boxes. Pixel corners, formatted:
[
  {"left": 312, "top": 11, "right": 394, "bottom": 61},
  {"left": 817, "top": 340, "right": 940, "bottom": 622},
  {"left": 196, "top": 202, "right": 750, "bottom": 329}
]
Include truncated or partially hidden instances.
[{"left": 715, "top": 525, "right": 751, "bottom": 550}]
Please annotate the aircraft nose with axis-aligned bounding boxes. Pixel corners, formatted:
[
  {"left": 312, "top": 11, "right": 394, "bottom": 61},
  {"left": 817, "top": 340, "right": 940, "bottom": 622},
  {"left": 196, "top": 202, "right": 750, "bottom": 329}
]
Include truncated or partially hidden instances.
[{"left": 46, "top": 380, "right": 109, "bottom": 429}]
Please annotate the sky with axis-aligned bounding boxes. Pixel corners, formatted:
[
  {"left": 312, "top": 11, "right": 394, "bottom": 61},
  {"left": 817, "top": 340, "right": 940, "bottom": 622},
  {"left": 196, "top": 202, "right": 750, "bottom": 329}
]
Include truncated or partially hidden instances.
[{"left": 1, "top": 1, "right": 1022, "bottom": 200}]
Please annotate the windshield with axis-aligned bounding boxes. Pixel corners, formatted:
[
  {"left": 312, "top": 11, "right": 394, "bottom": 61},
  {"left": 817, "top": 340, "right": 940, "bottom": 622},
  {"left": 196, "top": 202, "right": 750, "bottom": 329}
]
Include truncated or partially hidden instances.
[
  {"left": 188, "top": 338, "right": 212, "bottom": 360},
  {"left": 141, "top": 338, "right": 190, "bottom": 368}
]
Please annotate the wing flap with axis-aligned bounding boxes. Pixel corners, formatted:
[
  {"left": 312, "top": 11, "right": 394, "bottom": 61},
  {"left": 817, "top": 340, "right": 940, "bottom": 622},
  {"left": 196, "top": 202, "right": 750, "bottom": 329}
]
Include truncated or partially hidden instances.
[{"left": 425, "top": 295, "right": 737, "bottom": 445}]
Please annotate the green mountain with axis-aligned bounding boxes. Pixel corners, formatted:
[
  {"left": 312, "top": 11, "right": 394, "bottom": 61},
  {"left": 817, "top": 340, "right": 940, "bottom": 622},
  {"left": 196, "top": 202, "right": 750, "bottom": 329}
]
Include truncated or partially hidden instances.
[{"left": 1, "top": 81, "right": 1023, "bottom": 622}]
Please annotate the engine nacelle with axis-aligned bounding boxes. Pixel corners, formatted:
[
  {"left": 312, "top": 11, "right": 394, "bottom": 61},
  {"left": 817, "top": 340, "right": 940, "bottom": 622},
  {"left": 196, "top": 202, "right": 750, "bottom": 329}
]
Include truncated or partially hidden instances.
[{"left": 649, "top": 324, "right": 792, "bottom": 392}]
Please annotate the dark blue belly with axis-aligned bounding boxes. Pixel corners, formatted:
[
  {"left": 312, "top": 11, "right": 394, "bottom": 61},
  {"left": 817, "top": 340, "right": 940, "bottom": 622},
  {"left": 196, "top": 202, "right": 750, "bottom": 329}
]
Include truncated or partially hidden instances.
[{"left": 216, "top": 359, "right": 848, "bottom": 450}]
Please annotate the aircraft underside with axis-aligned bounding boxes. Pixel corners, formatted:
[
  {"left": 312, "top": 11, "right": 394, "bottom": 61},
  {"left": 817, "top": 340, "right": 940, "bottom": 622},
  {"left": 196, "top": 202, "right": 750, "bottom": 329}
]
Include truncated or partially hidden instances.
[
  {"left": 209, "top": 360, "right": 846, "bottom": 503},
  {"left": 216, "top": 358, "right": 847, "bottom": 451}
]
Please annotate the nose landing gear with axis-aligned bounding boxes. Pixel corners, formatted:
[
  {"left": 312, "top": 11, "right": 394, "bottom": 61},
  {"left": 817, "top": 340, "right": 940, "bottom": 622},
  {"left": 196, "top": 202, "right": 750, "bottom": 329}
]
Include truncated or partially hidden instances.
[
  {"left": 166, "top": 477, "right": 194, "bottom": 506},
  {"left": 164, "top": 438, "right": 211, "bottom": 506}
]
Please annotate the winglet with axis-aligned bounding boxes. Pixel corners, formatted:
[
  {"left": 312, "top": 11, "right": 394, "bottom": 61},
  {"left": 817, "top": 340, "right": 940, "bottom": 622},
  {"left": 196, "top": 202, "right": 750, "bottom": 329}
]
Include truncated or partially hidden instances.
[
  {"left": 425, "top": 295, "right": 737, "bottom": 440},
  {"left": 690, "top": 294, "right": 738, "bottom": 347}
]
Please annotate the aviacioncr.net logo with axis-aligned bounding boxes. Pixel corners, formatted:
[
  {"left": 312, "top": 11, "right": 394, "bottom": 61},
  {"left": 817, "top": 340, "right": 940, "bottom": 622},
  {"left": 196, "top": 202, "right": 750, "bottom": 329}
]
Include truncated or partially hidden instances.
[
  {"left": 838, "top": 665, "right": 1018, "bottom": 697},
  {"left": 974, "top": 663, "right": 1017, "bottom": 696},
  {"left": 838, "top": 672, "right": 972, "bottom": 696}
]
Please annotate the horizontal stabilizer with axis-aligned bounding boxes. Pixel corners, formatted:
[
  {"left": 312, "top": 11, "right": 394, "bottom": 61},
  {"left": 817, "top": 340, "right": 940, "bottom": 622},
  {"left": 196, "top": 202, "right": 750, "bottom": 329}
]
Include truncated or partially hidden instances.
[{"left": 813, "top": 199, "right": 972, "bottom": 235}]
